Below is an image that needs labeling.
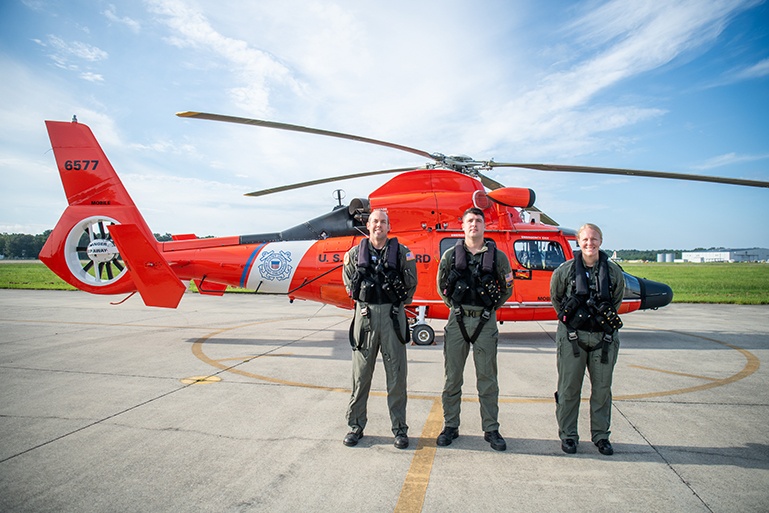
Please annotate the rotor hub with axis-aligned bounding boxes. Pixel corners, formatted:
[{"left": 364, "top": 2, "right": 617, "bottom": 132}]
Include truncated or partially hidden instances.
[{"left": 86, "top": 238, "right": 119, "bottom": 264}]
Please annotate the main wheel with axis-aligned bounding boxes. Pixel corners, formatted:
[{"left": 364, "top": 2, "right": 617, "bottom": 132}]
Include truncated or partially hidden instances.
[{"left": 411, "top": 324, "right": 435, "bottom": 345}]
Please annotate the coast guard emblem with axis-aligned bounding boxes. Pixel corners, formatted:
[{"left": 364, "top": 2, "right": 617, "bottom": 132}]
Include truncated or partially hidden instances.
[{"left": 258, "top": 250, "right": 293, "bottom": 281}]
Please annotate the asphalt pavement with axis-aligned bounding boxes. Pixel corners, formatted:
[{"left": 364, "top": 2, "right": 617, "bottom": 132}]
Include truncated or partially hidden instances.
[{"left": 1, "top": 289, "right": 767, "bottom": 513}]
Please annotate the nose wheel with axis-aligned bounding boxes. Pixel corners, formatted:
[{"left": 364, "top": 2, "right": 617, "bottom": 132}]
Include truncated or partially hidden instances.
[{"left": 64, "top": 216, "right": 127, "bottom": 287}]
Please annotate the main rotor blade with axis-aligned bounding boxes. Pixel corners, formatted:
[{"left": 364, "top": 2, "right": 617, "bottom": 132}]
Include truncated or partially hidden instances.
[
  {"left": 245, "top": 167, "right": 419, "bottom": 197},
  {"left": 477, "top": 171, "right": 506, "bottom": 190},
  {"left": 177, "top": 111, "right": 436, "bottom": 161},
  {"left": 489, "top": 162, "right": 769, "bottom": 189}
]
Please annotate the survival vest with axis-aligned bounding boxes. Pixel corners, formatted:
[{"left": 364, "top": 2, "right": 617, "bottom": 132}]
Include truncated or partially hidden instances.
[
  {"left": 443, "top": 240, "right": 504, "bottom": 343},
  {"left": 350, "top": 237, "right": 408, "bottom": 305},
  {"left": 443, "top": 240, "right": 503, "bottom": 309},
  {"left": 558, "top": 250, "right": 623, "bottom": 363}
]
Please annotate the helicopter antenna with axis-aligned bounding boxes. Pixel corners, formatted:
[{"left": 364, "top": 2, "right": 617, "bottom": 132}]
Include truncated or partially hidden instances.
[{"left": 333, "top": 189, "right": 345, "bottom": 207}]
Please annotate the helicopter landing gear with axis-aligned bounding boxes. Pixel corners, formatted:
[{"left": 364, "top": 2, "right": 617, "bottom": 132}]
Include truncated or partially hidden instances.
[
  {"left": 410, "top": 305, "right": 435, "bottom": 345},
  {"left": 411, "top": 324, "right": 435, "bottom": 345}
]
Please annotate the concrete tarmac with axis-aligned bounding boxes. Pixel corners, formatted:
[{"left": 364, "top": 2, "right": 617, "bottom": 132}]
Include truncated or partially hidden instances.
[{"left": 1, "top": 289, "right": 768, "bottom": 513}]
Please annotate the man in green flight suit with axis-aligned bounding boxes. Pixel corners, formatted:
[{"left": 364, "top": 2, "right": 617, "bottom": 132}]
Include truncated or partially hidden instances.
[
  {"left": 435, "top": 207, "right": 513, "bottom": 451},
  {"left": 550, "top": 223, "right": 625, "bottom": 455},
  {"left": 342, "top": 209, "right": 418, "bottom": 449}
]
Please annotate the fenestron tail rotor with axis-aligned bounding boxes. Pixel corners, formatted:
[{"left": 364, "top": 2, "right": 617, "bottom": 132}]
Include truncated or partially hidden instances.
[{"left": 66, "top": 216, "right": 127, "bottom": 287}]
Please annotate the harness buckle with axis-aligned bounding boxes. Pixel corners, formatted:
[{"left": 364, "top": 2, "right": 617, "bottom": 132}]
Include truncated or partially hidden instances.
[{"left": 567, "top": 330, "right": 580, "bottom": 358}]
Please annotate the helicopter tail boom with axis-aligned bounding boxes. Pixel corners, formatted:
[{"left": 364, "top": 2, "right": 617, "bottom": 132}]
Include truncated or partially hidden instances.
[{"left": 39, "top": 120, "right": 186, "bottom": 307}]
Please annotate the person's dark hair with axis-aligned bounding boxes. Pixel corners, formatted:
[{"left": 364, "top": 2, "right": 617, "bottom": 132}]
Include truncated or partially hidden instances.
[{"left": 462, "top": 207, "right": 485, "bottom": 221}]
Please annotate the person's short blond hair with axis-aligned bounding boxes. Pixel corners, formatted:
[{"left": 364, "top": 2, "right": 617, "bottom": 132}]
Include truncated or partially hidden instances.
[{"left": 577, "top": 223, "right": 603, "bottom": 241}]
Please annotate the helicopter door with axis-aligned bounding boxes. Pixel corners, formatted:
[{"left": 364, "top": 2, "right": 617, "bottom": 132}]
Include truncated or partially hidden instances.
[{"left": 510, "top": 239, "right": 567, "bottom": 318}]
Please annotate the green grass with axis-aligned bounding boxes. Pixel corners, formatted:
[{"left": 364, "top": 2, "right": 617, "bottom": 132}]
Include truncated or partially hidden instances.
[
  {"left": 2, "top": 260, "right": 769, "bottom": 304},
  {"left": 0, "top": 261, "right": 77, "bottom": 290},
  {"left": 620, "top": 262, "right": 769, "bottom": 304}
]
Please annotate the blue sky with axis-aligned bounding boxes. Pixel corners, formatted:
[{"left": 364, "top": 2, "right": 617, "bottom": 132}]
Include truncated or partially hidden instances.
[{"left": 1, "top": 0, "right": 768, "bottom": 250}]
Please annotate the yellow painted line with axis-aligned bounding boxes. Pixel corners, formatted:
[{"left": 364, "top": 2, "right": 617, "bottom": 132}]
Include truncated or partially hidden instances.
[
  {"left": 190, "top": 320, "right": 352, "bottom": 394},
  {"left": 194, "top": 325, "right": 760, "bottom": 403},
  {"left": 191, "top": 320, "right": 762, "bottom": 513},
  {"left": 394, "top": 399, "right": 444, "bottom": 513},
  {"left": 614, "top": 332, "right": 760, "bottom": 400},
  {"left": 628, "top": 364, "right": 720, "bottom": 381},
  {"left": 215, "top": 353, "right": 294, "bottom": 362},
  {"left": 180, "top": 375, "right": 222, "bottom": 385}
]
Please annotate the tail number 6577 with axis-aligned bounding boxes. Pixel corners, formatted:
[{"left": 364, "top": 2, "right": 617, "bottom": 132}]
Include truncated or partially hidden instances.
[{"left": 65, "top": 160, "right": 99, "bottom": 171}]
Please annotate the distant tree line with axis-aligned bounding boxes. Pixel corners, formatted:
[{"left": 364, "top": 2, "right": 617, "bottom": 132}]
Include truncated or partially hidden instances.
[
  {"left": 0, "top": 231, "right": 52, "bottom": 259},
  {"left": 0, "top": 231, "right": 175, "bottom": 259}
]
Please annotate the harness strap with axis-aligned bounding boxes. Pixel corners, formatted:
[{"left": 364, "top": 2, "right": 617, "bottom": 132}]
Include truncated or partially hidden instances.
[
  {"left": 390, "top": 305, "right": 409, "bottom": 344},
  {"left": 567, "top": 330, "right": 580, "bottom": 357},
  {"left": 454, "top": 307, "right": 491, "bottom": 344},
  {"left": 356, "top": 238, "right": 368, "bottom": 267},
  {"left": 567, "top": 331, "right": 613, "bottom": 364},
  {"left": 349, "top": 303, "right": 371, "bottom": 351},
  {"left": 600, "top": 333, "right": 612, "bottom": 364},
  {"left": 386, "top": 237, "right": 400, "bottom": 270},
  {"left": 453, "top": 240, "right": 467, "bottom": 270}
]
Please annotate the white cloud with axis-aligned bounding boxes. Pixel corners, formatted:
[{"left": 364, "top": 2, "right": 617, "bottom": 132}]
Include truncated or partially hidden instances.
[
  {"left": 693, "top": 152, "right": 769, "bottom": 170},
  {"left": 146, "top": 0, "right": 304, "bottom": 115},
  {"left": 734, "top": 57, "right": 769, "bottom": 80},
  {"left": 80, "top": 72, "right": 104, "bottom": 82},
  {"left": 103, "top": 4, "right": 142, "bottom": 33},
  {"left": 46, "top": 35, "right": 109, "bottom": 62},
  {"left": 475, "top": 0, "right": 759, "bottom": 159}
]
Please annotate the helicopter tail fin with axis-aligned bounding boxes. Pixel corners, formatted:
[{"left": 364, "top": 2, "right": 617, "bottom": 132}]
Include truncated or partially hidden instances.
[{"left": 39, "top": 119, "right": 185, "bottom": 307}]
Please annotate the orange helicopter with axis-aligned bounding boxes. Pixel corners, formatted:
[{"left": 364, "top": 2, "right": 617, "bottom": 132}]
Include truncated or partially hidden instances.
[{"left": 39, "top": 113, "right": 769, "bottom": 345}]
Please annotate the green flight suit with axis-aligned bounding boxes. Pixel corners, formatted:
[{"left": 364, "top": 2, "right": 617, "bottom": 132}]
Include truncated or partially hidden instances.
[
  {"left": 436, "top": 243, "right": 513, "bottom": 432},
  {"left": 550, "top": 252, "right": 625, "bottom": 443},
  {"left": 342, "top": 239, "right": 417, "bottom": 436}
]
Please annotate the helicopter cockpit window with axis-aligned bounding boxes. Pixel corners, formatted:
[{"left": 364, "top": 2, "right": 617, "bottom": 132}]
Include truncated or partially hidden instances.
[
  {"left": 514, "top": 240, "right": 566, "bottom": 271},
  {"left": 439, "top": 238, "right": 462, "bottom": 258}
]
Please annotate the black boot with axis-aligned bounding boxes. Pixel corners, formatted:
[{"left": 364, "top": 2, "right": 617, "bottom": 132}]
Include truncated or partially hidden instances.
[{"left": 436, "top": 427, "right": 459, "bottom": 446}]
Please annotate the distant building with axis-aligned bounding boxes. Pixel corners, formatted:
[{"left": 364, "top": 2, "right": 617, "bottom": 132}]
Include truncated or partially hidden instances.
[{"left": 681, "top": 248, "right": 769, "bottom": 263}]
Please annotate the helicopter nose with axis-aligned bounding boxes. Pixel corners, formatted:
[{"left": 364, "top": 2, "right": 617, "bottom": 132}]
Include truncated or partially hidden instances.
[
  {"left": 623, "top": 272, "right": 674, "bottom": 310},
  {"left": 640, "top": 278, "right": 674, "bottom": 310}
]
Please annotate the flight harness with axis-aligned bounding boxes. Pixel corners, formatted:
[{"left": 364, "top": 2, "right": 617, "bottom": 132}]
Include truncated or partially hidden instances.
[
  {"left": 443, "top": 240, "right": 502, "bottom": 344},
  {"left": 349, "top": 238, "right": 409, "bottom": 350},
  {"left": 557, "top": 251, "right": 623, "bottom": 363}
]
